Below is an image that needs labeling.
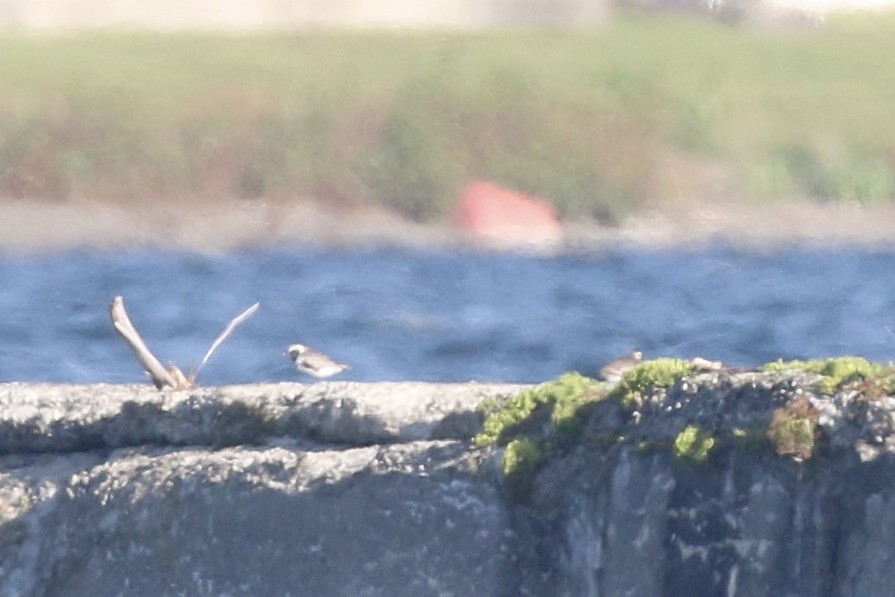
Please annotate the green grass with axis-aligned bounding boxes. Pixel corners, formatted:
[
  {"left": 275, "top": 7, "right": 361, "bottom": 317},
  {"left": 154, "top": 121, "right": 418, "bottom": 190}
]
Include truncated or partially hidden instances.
[{"left": 3, "top": 11, "right": 895, "bottom": 219}]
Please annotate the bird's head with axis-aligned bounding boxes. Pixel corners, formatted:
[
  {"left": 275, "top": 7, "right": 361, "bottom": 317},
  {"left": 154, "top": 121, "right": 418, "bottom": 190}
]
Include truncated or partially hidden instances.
[{"left": 286, "top": 344, "right": 308, "bottom": 360}]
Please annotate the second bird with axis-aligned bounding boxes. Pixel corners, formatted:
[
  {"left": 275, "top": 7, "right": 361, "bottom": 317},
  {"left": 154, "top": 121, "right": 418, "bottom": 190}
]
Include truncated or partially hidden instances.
[
  {"left": 286, "top": 343, "right": 350, "bottom": 379},
  {"left": 598, "top": 350, "right": 643, "bottom": 383}
]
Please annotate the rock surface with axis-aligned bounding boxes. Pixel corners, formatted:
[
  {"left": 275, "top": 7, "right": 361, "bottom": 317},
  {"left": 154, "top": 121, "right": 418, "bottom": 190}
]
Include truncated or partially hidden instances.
[
  {"left": 3, "top": 373, "right": 895, "bottom": 596},
  {"left": 511, "top": 369, "right": 895, "bottom": 596},
  {"left": 0, "top": 382, "right": 523, "bottom": 454},
  {"left": 0, "top": 382, "right": 522, "bottom": 597}
]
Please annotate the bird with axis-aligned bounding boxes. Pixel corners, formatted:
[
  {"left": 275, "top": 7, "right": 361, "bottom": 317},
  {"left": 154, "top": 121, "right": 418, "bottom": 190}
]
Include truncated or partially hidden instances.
[
  {"left": 598, "top": 350, "right": 643, "bottom": 383},
  {"left": 286, "top": 343, "right": 350, "bottom": 378}
]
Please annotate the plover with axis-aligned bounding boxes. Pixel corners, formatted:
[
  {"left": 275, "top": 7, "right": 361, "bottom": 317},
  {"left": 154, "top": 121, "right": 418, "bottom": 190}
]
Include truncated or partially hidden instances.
[
  {"left": 598, "top": 350, "right": 643, "bottom": 382},
  {"left": 286, "top": 343, "right": 350, "bottom": 378}
]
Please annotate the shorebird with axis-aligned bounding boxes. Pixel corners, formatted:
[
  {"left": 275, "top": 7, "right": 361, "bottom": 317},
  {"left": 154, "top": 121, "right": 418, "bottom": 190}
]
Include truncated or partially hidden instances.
[
  {"left": 598, "top": 350, "right": 643, "bottom": 382},
  {"left": 286, "top": 343, "right": 350, "bottom": 378}
]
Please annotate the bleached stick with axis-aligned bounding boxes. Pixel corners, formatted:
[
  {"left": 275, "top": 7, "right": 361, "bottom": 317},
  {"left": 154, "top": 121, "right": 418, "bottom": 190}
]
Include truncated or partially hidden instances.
[
  {"left": 191, "top": 302, "right": 260, "bottom": 381},
  {"left": 109, "top": 296, "right": 177, "bottom": 389}
]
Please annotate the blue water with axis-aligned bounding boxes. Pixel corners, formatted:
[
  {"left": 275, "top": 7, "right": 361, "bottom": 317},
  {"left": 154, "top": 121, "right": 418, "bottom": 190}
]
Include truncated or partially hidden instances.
[{"left": 1, "top": 246, "right": 894, "bottom": 385}]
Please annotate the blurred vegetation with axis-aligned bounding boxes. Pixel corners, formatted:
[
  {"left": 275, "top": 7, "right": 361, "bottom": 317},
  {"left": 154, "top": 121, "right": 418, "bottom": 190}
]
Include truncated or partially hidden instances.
[{"left": 2, "top": 10, "right": 895, "bottom": 221}]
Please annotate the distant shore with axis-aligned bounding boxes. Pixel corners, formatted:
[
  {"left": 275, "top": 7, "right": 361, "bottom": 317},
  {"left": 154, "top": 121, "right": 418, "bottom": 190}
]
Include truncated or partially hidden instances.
[
  {"left": 4, "top": 196, "right": 895, "bottom": 254},
  {"left": 5, "top": 16, "right": 895, "bottom": 239}
]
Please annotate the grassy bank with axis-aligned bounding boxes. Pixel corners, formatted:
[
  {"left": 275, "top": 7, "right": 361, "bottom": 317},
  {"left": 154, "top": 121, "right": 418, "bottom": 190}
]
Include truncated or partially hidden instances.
[{"left": 2, "top": 11, "right": 895, "bottom": 223}]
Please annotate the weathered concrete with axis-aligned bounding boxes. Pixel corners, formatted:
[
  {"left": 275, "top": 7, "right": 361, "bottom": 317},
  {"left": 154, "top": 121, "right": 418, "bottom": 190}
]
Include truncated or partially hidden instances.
[
  {"left": 1, "top": 441, "right": 508, "bottom": 596},
  {"left": 0, "top": 381, "right": 523, "bottom": 454},
  {"left": 0, "top": 381, "right": 522, "bottom": 596},
  {"left": 3, "top": 374, "right": 895, "bottom": 595}
]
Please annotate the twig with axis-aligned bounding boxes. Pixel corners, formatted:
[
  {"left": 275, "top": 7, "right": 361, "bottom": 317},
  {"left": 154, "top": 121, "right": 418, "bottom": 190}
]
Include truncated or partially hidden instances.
[
  {"left": 110, "top": 296, "right": 261, "bottom": 389},
  {"left": 109, "top": 296, "right": 179, "bottom": 389},
  {"left": 191, "top": 302, "right": 260, "bottom": 380}
]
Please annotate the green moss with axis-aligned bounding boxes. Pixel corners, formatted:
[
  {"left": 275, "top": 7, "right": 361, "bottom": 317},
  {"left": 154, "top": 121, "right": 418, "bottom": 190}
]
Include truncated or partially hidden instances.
[
  {"left": 762, "top": 356, "right": 885, "bottom": 394},
  {"left": 475, "top": 390, "right": 542, "bottom": 448},
  {"left": 502, "top": 437, "right": 545, "bottom": 497},
  {"left": 503, "top": 436, "right": 543, "bottom": 476},
  {"left": 475, "top": 372, "right": 605, "bottom": 500},
  {"left": 673, "top": 425, "right": 715, "bottom": 463},
  {"left": 767, "top": 397, "right": 819, "bottom": 460},
  {"left": 479, "top": 356, "right": 891, "bottom": 495},
  {"left": 550, "top": 373, "right": 606, "bottom": 439},
  {"left": 474, "top": 372, "right": 603, "bottom": 447},
  {"left": 761, "top": 358, "right": 810, "bottom": 372},
  {"left": 612, "top": 358, "right": 695, "bottom": 407}
]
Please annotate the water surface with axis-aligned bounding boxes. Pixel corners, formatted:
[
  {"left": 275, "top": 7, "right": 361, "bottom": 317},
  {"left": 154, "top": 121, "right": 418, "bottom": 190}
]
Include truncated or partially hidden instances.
[{"left": 2, "top": 246, "right": 893, "bottom": 384}]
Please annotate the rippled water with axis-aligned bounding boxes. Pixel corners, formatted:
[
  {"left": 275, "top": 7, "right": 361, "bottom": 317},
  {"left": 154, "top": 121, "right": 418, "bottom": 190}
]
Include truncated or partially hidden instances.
[{"left": 2, "top": 245, "right": 894, "bottom": 385}]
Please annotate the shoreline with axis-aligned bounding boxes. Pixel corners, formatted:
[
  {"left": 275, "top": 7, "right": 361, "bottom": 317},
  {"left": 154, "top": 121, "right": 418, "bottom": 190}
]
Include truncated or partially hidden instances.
[{"left": 3, "top": 197, "right": 895, "bottom": 254}]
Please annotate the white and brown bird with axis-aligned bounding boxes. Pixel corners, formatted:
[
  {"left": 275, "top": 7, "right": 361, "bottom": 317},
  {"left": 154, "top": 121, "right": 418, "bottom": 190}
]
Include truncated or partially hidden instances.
[
  {"left": 286, "top": 343, "right": 350, "bottom": 378},
  {"left": 598, "top": 350, "right": 643, "bottom": 383}
]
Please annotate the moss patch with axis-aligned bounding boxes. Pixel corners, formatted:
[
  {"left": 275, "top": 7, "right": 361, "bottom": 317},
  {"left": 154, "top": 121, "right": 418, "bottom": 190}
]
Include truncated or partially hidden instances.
[
  {"left": 475, "top": 372, "right": 604, "bottom": 447},
  {"left": 501, "top": 437, "right": 546, "bottom": 497},
  {"left": 475, "top": 372, "right": 606, "bottom": 499},
  {"left": 762, "top": 356, "right": 887, "bottom": 394},
  {"left": 611, "top": 358, "right": 695, "bottom": 408},
  {"left": 475, "top": 355, "right": 894, "bottom": 497},
  {"left": 673, "top": 425, "right": 715, "bottom": 463},
  {"left": 767, "top": 397, "right": 820, "bottom": 460}
]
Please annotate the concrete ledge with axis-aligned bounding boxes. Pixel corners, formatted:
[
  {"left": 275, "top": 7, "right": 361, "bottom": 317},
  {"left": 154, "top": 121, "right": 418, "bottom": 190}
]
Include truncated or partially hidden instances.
[
  {"left": 0, "top": 381, "right": 524, "bottom": 595},
  {"left": 0, "top": 382, "right": 526, "bottom": 454},
  {"left": 6, "top": 372, "right": 895, "bottom": 594}
]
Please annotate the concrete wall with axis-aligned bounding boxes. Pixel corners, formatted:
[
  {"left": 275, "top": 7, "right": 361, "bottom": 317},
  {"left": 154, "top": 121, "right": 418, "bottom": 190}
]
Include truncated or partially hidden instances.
[{"left": 5, "top": 367, "right": 895, "bottom": 595}]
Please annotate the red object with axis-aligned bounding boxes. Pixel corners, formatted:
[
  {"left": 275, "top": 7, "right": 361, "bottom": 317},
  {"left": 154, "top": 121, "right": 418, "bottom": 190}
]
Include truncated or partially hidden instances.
[{"left": 454, "top": 181, "right": 562, "bottom": 246}]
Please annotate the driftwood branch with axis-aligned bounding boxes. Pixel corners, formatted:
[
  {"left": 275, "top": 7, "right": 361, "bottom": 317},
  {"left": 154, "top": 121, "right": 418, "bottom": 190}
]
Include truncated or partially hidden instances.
[
  {"left": 110, "top": 296, "right": 260, "bottom": 390},
  {"left": 193, "top": 302, "right": 260, "bottom": 379},
  {"left": 109, "top": 296, "right": 179, "bottom": 389}
]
